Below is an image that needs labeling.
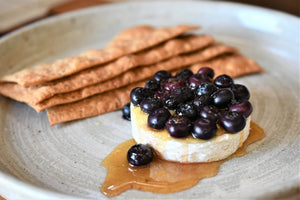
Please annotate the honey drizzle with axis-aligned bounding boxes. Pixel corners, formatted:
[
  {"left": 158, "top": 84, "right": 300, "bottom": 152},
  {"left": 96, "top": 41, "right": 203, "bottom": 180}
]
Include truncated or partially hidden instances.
[{"left": 101, "top": 121, "right": 265, "bottom": 197}]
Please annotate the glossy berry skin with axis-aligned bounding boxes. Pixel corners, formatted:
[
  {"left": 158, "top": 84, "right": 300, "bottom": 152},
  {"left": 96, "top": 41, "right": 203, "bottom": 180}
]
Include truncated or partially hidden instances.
[
  {"left": 175, "top": 69, "right": 193, "bottom": 80},
  {"left": 219, "top": 111, "right": 246, "bottom": 133},
  {"left": 195, "top": 82, "right": 218, "bottom": 96},
  {"left": 122, "top": 102, "right": 131, "bottom": 120},
  {"left": 130, "top": 87, "right": 153, "bottom": 105},
  {"left": 199, "top": 105, "right": 220, "bottom": 122},
  {"left": 163, "top": 78, "right": 186, "bottom": 91},
  {"left": 231, "top": 84, "right": 250, "bottom": 102},
  {"left": 145, "top": 78, "right": 160, "bottom": 91},
  {"left": 127, "top": 144, "right": 153, "bottom": 166},
  {"left": 192, "top": 118, "right": 217, "bottom": 140},
  {"left": 193, "top": 94, "right": 211, "bottom": 111},
  {"left": 163, "top": 87, "right": 193, "bottom": 109},
  {"left": 148, "top": 108, "right": 171, "bottom": 129},
  {"left": 214, "top": 74, "right": 234, "bottom": 88},
  {"left": 197, "top": 67, "right": 215, "bottom": 79},
  {"left": 153, "top": 70, "right": 172, "bottom": 82},
  {"left": 229, "top": 100, "right": 253, "bottom": 118},
  {"left": 140, "top": 98, "right": 162, "bottom": 114},
  {"left": 166, "top": 115, "right": 192, "bottom": 138},
  {"left": 211, "top": 88, "right": 234, "bottom": 109},
  {"left": 176, "top": 103, "right": 198, "bottom": 120},
  {"left": 189, "top": 74, "right": 212, "bottom": 90}
]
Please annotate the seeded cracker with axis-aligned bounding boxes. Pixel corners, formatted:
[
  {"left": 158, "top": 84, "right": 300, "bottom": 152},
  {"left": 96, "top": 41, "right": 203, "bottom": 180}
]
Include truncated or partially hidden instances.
[
  {"left": 0, "top": 25, "right": 199, "bottom": 87},
  {"left": 188, "top": 54, "right": 263, "bottom": 77},
  {"left": 46, "top": 81, "right": 145, "bottom": 125},
  {"left": 46, "top": 53, "right": 262, "bottom": 125},
  {"left": 34, "top": 43, "right": 237, "bottom": 111},
  {"left": 0, "top": 35, "right": 213, "bottom": 106}
]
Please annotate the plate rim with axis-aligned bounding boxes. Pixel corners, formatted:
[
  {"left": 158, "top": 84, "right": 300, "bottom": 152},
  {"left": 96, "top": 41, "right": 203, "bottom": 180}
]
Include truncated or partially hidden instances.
[{"left": 0, "top": 0, "right": 299, "bottom": 199}]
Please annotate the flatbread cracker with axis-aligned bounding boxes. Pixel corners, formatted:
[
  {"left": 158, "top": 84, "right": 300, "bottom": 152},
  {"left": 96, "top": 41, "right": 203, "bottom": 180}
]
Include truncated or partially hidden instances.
[
  {"left": 0, "top": 25, "right": 198, "bottom": 86},
  {"left": 188, "top": 54, "right": 263, "bottom": 77},
  {"left": 34, "top": 43, "right": 237, "bottom": 111},
  {"left": 46, "top": 81, "right": 145, "bottom": 125},
  {"left": 46, "top": 53, "right": 263, "bottom": 125},
  {"left": 0, "top": 35, "right": 214, "bottom": 105}
]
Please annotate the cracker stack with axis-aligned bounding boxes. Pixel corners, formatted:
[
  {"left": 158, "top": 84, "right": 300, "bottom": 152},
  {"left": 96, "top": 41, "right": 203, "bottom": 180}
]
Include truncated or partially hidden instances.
[{"left": 0, "top": 25, "right": 263, "bottom": 125}]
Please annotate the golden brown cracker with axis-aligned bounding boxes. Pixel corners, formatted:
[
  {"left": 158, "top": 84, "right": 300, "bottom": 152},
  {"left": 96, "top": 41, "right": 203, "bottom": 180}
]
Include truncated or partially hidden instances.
[
  {"left": 0, "top": 25, "right": 198, "bottom": 87},
  {"left": 45, "top": 53, "right": 263, "bottom": 125},
  {"left": 34, "top": 43, "right": 237, "bottom": 111},
  {"left": 188, "top": 54, "right": 263, "bottom": 77},
  {"left": 46, "top": 81, "right": 145, "bottom": 125},
  {"left": 1, "top": 35, "right": 214, "bottom": 105}
]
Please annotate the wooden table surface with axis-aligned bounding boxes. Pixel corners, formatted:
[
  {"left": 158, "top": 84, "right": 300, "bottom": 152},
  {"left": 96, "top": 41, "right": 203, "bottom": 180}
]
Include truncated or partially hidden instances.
[{"left": 0, "top": 0, "right": 298, "bottom": 199}]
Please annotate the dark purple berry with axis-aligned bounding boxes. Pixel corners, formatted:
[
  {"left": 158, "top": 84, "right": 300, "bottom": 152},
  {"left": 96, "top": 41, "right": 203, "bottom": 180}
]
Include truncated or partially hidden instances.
[
  {"left": 155, "top": 89, "right": 170, "bottom": 99},
  {"left": 130, "top": 87, "right": 153, "bottom": 105},
  {"left": 211, "top": 88, "right": 234, "bottom": 109},
  {"left": 199, "top": 105, "right": 220, "bottom": 122},
  {"left": 163, "top": 78, "right": 186, "bottom": 91},
  {"left": 193, "top": 94, "right": 211, "bottom": 111},
  {"left": 122, "top": 102, "right": 131, "bottom": 120},
  {"left": 140, "top": 98, "right": 162, "bottom": 114},
  {"left": 219, "top": 111, "right": 246, "bottom": 133},
  {"left": 192, "top": 118, "right": 217, "bottom": 140},
  {"left": 145, "top": 78, "right": 160, "bottom": 91},
  {"left": 173, "top": 86, "right": 194, "bottom": 102},
  {"left": 166, "top": 115, "right": 192, "bottom": 138},
  {"left": 175, "top": 69, "right": 193, "bottom": 80},
  {"left": 153, "top": 70, "right": 172, "bottom": 82},
  {"left": 163, "top": 94, "right": 182, "bottom": 109},
  {"left": 148, "top": 108, "right": 171, "bottom": 129},
  {"left": 195, "top": 82, "right": 218, "bottom": 96},
  {"left": 197, "top": 67, "right": 215, "bottom": 79},
  {"left": 176, "top": 103, "right": 198, "bottom": 120},
  {"left": 127, "top": 144, "right": 153, "bottom": 166},
  {"left": 229, "top": 100, "right": 253, "bottom": 118},
  {"left": 214, "top": 74, "right": 234, "bottom": 88},
  {"left": 189, "top": 74, "right": 212, "bottom": 90},
  {"left": 231, "top": 84, "right": 250, "bottom": 102}
]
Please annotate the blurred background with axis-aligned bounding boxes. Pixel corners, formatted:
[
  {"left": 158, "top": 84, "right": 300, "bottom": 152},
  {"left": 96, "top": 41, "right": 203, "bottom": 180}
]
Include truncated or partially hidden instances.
[{"left": 0, "top": 0, "right": 299, "bottom": 37}]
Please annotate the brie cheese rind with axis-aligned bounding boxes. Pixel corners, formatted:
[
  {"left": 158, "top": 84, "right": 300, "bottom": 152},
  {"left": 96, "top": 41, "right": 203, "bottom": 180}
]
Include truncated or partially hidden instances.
[{"left": 131, "top": 104, "right": 250, "bottom": 163}]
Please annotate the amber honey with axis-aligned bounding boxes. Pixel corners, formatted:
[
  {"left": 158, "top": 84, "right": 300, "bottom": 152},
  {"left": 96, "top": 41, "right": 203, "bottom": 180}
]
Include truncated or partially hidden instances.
[{"left": 101, "top": 121, "right": 265, "bottom": 197}]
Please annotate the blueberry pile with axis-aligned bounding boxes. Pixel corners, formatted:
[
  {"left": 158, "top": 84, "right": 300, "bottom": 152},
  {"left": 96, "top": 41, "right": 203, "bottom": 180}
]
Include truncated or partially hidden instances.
[{"left": 127, "top": 67, "right": 253, "bottom": 140}]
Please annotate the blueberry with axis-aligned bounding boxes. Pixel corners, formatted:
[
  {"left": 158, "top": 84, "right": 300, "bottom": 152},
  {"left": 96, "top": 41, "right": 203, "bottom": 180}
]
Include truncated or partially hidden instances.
[
  {"left": 166, "top": 115, "right": 192, "bottom": 138},
  {"left": 176, "top": 103, "right": 198, "bottom": 120},
  {"left": 219, "top": 111, "right": 246, "bottom": 133},
  {"left": 148, "top": 108, "right": 171, "bottom": 129},
  {"left": 231, "top": 84, "right": 250, "bottom": 102},
  {"left": 153, "top": 70, "right": 172, "bottom": 82},
  {"left": 127, "top": 144, "right": 153, "bottom": 166},
  {"left": 199, "top": 105, "right": 220, "bottom": 122},
  {"left": 163, "top": 94, "right": 182, "bottom": 109},
  {"left": 197, "top": 67, "right": 215, "bottom": 79},
  {"left": 130, "top": 87, "right": 153, "bottom": 105},
  {"left": 122, "top": 102, "right": 131, "bottom": 120},
  {"left": 145, "top": 78, "right": 160, "bottom": 91},
  {"left": 229, "top": 100, "right": 253, "bottom": 118},
  {"left": 163, "top": 78, "right": 186, "bottom": 91},
  {"left": 195, "top": 82, "right": 218, "bottom": 96},
  {"left": 189, "top": 74, "right": 212, "bottom": 90},
  {"left": 192, "top": 118, "right": 217, "bottom": 140},
  {"left": 162, "top": 87, "right": 193, "bottom": 110},
  {"left": 211, "top": 88, "right": 234, "bottom": 109},
  {"left": 214, "top": 74, "right": 234, "bottom": 88},
  {"left": 175, "top": 69, "right": 194, "bottom": 80},
  {"left": 193, "top": 94, "right": 211, "bottom": 111},
  {"left": 140, "top": 98, "right": 162, "bottom": 114}
]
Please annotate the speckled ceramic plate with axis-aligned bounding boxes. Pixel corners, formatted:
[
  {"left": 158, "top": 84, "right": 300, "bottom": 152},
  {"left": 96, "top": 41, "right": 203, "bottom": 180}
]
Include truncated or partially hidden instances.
[{"left": 0, "top": 1, "right": 299, "bottom": 199}]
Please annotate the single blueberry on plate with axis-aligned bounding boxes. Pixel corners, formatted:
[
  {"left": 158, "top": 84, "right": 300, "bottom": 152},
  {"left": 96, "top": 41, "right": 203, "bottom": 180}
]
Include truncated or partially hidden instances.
[{"left": 127, "top": 144, "right": 153, "bottom": 166}]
